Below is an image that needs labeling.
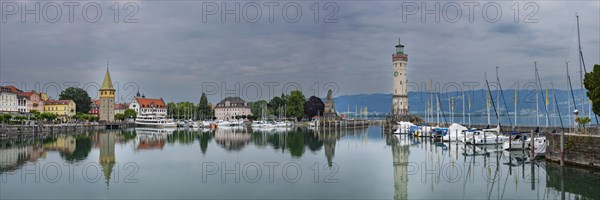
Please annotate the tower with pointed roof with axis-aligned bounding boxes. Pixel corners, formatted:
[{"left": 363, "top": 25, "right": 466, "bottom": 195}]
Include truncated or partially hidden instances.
[{"left": 99, "top": 62, "right": 115, "bottom": 122}]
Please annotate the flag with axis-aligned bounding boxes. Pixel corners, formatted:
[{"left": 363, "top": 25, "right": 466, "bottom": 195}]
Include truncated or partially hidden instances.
[
  {"left": 468, "top": 96, "right": 471, "bottom": 110},
  {"left": 545, "top": 83, "right": 549, "bottom": 106}
]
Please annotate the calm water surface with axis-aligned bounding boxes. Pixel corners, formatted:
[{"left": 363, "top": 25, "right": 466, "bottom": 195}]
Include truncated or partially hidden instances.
[{"left": 1, "top": 127, "right": 599, "bottom": 199}]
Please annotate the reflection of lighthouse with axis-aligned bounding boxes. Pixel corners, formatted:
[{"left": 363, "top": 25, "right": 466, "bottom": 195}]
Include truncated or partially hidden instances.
[
  {"left": 99, "top": 133, "right": 115, "bottom": 187},
  {"left": 391, "top": 136, "right": 409, "bottom": 200},
  {"left": 324, "top": 141, "right": 336, "bottom": 167}
]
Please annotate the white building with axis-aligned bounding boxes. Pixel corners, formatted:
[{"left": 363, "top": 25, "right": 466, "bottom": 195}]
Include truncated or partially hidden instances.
[
  {"left": 129, "top": 95, "right": 167, "bottom": 117},
  {"left": 214, "top": 97, "right": 251, "bottom": 120},
  {"left": 17, "top": 95, "right": 28, "bottom": 113},
  {"left": 392, "top": 39, "right": 409, "bottom": 115},
  {"left": 0, "top": 86, "right": 18, "bottom": 113}
]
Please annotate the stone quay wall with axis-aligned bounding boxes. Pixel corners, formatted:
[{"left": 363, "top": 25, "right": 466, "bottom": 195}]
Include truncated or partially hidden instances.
[{"left": 546, "top": 127, "right": 600, "bottom": 169}]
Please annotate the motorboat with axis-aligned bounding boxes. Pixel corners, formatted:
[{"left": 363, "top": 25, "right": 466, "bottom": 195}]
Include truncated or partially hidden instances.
[{"left": 502, "top": 134, "right": 530, "bottom": 150}]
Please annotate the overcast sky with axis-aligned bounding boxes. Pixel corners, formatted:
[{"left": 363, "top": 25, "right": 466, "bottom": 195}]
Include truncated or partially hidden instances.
[{"left": 1, "top": 1, "right": 598, "bottom": 103}]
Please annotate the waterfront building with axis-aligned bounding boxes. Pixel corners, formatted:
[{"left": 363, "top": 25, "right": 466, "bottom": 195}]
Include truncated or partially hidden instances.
[
  {"left": 89, "top": 100, "right": 100, "bottom": 116},
  {"left": 21, "top": 91, "right": 44, "bottom": 112},
  {"left": 214, "top": 97, "right": 251, "bottom": 120},
  {"left": 114, "top": 103, "right": 130, "bottom": 115},
  {"left": 16, "top": 95, "right": 28, "bottom": 113},
  {"left": 99, "top": 65, "right": 115, "bottom": 123},
  {"left": 392, "top": 39, "right": 409, "bottom": 115},
  {"left": 0, "top": 86, "right": 18, "bottom": 113},
  {"left": 44, "top": 99, "right": 76, "bottom": 122},
  {"left": 129, "top": 94, "right": 174, "bottom": 127}
]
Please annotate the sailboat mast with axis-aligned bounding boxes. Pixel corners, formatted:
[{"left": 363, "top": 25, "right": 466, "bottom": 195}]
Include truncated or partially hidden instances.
[
  {"left": 487, "top": 92, "right": 490, "bottom": 126},
  {"left": 535, "top": 61, "right": 540, "bottom": 127},
  {"left": 576, "top": 14, "right": 585, "bottom": 117},
  {"left": 462, "top": 91, "right": 465, "bottom": 124},
  {"left": 514, "top": 88, "right": 517, "bottom": 128}
]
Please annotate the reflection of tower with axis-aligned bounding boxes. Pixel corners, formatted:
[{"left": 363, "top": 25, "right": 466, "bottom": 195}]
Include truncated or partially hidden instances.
[
  {"left": 324, "top": 141, "right": 336, "bottom": 167},
  {"left": 99, "top": 133, "right": 116, "bottom": 187},
  {"left": 391, "top": 138, "right": 409, "bottom": 200},
  {"left": 392, "top": 39, "right": 409, "bottom": 115}
]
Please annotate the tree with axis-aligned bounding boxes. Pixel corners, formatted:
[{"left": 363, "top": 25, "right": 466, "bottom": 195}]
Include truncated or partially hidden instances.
[
  {"left": 578, "top": 117, "right": 591, "bottom": 134},
  {"left": 197, "top": 93, "right": 213, "bottom": 120},
  {"left": 124, "top": 109, "right": 137, "bottom": 119},
  {"left": 40, "top": 112, "right": 57, "bottom": 122},
  {"left": 304, "top": 96, "right": 325, "bottom": 118},
  {"left": 584, "top": 64, "right": 600, "bottom": 116},
  {"left": 114, "top": 113, "right": 126, "bottom": 121},
  {"left": 286, "top": 90, "right": 305, "bottom": 121},
  {"left": 59, "top": 87, "right": 92, "bottom": 113},
  {"left": 268, "top": 96, "right": 285, "bottom": 116},
  {"left": 2, "top": 114, "right": 12, "bottom": 123},
  {"left": 251, "top": 100, "right": 268, "bottom": 119}
]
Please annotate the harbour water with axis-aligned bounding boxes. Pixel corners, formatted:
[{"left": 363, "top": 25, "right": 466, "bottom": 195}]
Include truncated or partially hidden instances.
[{"left": 1, "top": 127, "right": 599, "bottom": 199}]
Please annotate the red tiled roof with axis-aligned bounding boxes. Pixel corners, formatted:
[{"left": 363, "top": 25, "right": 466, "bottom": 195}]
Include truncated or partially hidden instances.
[
  {"left": 114, "top": 103, "right": 130, "bottom": 109},
  {"left": 3, "top": 85, "right": 22, "bottom": 94},
  {"left": 136, "top": 97, "right": 166, "bottom": 108},
  {"left": 45, "top": 99, "right": 74, "bottom": 105},
  {"left": 21, "top": 91, "right": 35, "bottom": 97},
  {"left": 91, "top": 99, "right": 100, "bottom": 105}
]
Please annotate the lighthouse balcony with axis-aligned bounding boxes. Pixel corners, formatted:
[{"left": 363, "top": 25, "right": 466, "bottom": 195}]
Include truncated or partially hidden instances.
[{"left": 392, "top": 54, "right": 408, "bottom": 61}]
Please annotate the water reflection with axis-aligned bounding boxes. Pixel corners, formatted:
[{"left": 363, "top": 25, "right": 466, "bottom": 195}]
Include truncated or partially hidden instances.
[
  {"left": 1, "top": 127, "right": 600, "bottom": 199},
  {"left": 99, "top": 133, "right": 115, "bottom": 186},
  {"left": 388, "top": 134, "right": 410, "bottom": 200}
]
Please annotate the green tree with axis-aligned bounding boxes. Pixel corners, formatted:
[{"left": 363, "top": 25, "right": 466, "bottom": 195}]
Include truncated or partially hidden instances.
[
  {"left": 124, "top": 109, "right": 137, "bottom": 119},
  {"left": 251, "top": 100, "right": 268, "bottom": 119},
  {"left": 268, "top": 96, "right": 285, "bottom": 116},
  {"left": 584, "top": 64, "right": 600, "bottom": 116},
  {"left": 286, "top": 90, "right": 305, "bottom": 121},
  {"left": 2, "top": 114, "right": 12, "bottom": 123},
  {"left": 59, "top": 87, "right": 92, "bottom": 113},
  {"left": 197, "top": 93, "right": 213, "bottom": 120},
  {"left": 40, "top": 112, "right": 57, "bottom": 122},
  {"left": 14, "top": 116, "right": 27, "bottom": 124},
  {"left": 114, "top": 113, "right": 125, "bottom": 121}
]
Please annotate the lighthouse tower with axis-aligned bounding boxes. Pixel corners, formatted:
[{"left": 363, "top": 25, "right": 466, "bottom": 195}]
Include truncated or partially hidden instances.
[{"left": 392, "top": 39, "right": 409, "bottom": 115}]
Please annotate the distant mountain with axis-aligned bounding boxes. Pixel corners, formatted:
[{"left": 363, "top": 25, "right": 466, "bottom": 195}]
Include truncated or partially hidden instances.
[{"left": 332, "top": 89, "right": 594, "bottom": 117}]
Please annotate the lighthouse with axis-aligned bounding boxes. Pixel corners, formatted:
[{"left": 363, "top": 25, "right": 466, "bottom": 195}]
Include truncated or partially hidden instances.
[{"left": 392, "top": 39, "right": 409, "bottom": 115}]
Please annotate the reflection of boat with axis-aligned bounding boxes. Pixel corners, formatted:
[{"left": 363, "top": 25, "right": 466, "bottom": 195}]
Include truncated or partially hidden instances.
[
  {"left": 135, "top": 127, "right": 175, "bottom": 135},
  {"left": 461, "top": 145, "right": 490, "bottom": 156}
]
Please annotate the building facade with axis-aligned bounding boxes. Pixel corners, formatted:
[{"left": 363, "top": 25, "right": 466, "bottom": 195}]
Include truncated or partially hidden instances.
[
  {"left": 392, "top": 40, "right": 409, "bottom": 115},
  {"left": 89, "top": 100, "right": 100, "bottom": 116},
  {"left": 214, "top": 97, "right": 251, "bottom": 120},
  {"left": 99, "top": 66, "right": 115, "bottom": 122},
  {"left": 129, "top": 96, "right": 167, "bottom": 117},
  {"left": 44, "top": 99, "right": 76, "bottom": 122},
  {"left": 21, "top": 91, "right": 44, "bottom": 112},
  {"left": 0, "top": 86, "right": 18, "bottom": 113},
  {"left": 114, "top": 103, "right": 130, "bottom": 115}
]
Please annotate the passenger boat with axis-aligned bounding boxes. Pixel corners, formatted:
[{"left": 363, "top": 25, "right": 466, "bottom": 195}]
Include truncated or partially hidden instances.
[{"left": 135, "top": 112, "right": 177, "bottom": 128}]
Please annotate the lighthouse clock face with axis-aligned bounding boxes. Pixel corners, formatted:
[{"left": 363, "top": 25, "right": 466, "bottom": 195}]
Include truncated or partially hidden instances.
[{"left": 394, "top": 71, "right": 399, "bottom": 77}]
